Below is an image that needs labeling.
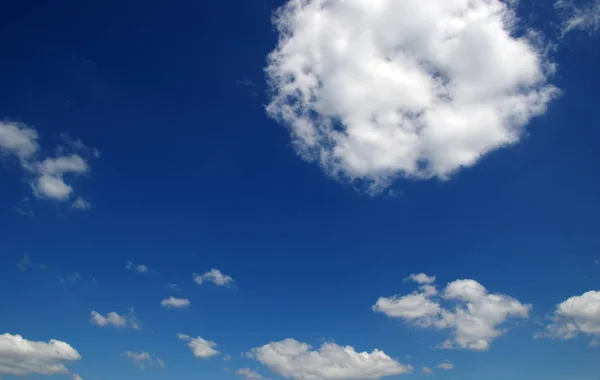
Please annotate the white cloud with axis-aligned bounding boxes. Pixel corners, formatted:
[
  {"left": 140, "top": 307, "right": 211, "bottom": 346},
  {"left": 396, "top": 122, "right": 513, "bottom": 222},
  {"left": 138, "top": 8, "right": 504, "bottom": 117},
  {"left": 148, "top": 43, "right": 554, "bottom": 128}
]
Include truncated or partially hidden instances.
[
  {"left": 436, "top": 360, "right": 454, "bottom": 370},
  {"left": 237, "top": 368, "right": 267, "bottom": 380},
  {"left": 422, "top": 366, "right": 433, "bottom": 374},
  {"left": 0, "top": 121, "right": 39, "bottom": 161},
  {"left": 0, "top": 333, "right": 81, "bottom": 376},
  {"left": 224, "top": 354, "right": 232, "bottom": 361},
  {"left": 124, "top": 351, "right": 151, "bottom": 369},
  {"left": 72, "top": 375, "right": 83, "bottom": 380},
  {"left": 555, "top": 0, "right": 600, "bottom": 35},
  {"left": 250, "top": 338, "right": 412, "bottom": 379},
  {"left": 157, "top": 357, "right": 166, "bottom": 368},
  {"left": 31, "top": 155, "right": 89, "bottom": 201},
  {"left": 194, "top": 268, "right": 234, "bottom": 287},
  {"left": 0, "top": 121, "right": 96, "bottom": 204},
  {"left": 72, "top": 197, "right": 92, "bottom": 210},
  {"left": 265, "top": 0, "right": 558, "bottom": 192},
  {"left": 407, "top": 273, "right": 436, "bottom": 285},
  {"left": 90, "top": 310, "right": 141, "bottom": 330},
  {"left": 161, "top": 297, "right": 191, "bottom": 309},
  {"left": 177, "top": 334, "right": 219, "bottom": 359},
  {"left": 374, "top": 276, "right": 531, "bottom": 350},
  {"left": 536, "top": 290, "right": 600, "bottom": 344},
  {"left": 17, "top": 253, "right": 45, "bottom": 271},
  {"left": 126, "top": 261, "right": 148, "bottom": 273},
  {"left": 167, "top": 283, "right": 180, "bottom": 291}
]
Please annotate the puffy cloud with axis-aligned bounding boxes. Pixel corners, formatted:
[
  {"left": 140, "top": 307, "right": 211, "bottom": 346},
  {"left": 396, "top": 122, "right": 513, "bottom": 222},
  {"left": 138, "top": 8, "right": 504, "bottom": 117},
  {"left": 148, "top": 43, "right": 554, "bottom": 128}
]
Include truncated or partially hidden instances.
[
  {"left": 194, "top": 269, "right": 234, "bottom": 287},
  {"left": 177, "top": 334, "right": 219, "bottom": 359},
  {"left": 555, "top": 0, "right": 600, "bottom": 35},
  {"left": 72, "top": 375, "right": 83, "bottom": 380},
  {"left": 265, "top": 0, "right": 558, "bottom": 192},
  {"left": 123, "top": 351, "right": 151, "bottom": 369},
  {"left": 161, "top": 297, "right": 191, "bottom": 309},
  {"left": 89, "top": 310, "right": 141, "bottom": 330},
  {"left": 374, "top": 276, "right": 531, "bottom": 350},
  {"left": 422, "top": 366, "right": 433, "bottom": 374},
  {"left": 237, "top": 368, "right": 267, "bottom": 380},
  {"left": 0, "top": 333, "right": 81, "bottom": 376},
  {"left": 536, "top": 290, "right": 600, "bottom": 344},
  {"left": 436, "top": 360, "right": 454, "bottom": 370},
  {"left": 0, "top": 121, "right": 96, "bottom": 203},
  {"left": 250, "top": 338, "right": 412, "bottom": 379},
  {"left": 407, "top": 273, "right": 436, "bottom": 285},
  {"left": 126, "top": 261, "right": 148, "bottom": 273},
  {"left": 0, "top": 121, "right": 39, "bottom": 160}
]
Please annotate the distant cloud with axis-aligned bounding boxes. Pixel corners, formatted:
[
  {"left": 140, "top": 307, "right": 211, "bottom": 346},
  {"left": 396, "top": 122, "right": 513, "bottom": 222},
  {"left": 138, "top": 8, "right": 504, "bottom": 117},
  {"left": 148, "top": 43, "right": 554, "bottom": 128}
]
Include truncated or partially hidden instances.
[
  {"left": 223, "top": 354, "right": 232, "bottom": 361},
  {"left": 90, "top": 309, "right": 141, "bottom": 330},
  {"left": 535, "top": 290, "right": 600, "bottom": 345},
  {"left": 157, "top": 357, "right": 166, "bottom": 368},
  {"left": 250, "top": 338, "right": 411, "bottom": 379},
  {"left": 0, "top": 333, "right": 81, "bottom": 376},
  {"left": 123, "top": 351, "right": 151, "bottom": 369},
  {"left": 60, "top": 272, "right": 82, "bottom": 284},
  {"left": 422, "top": 366, "right": 433, "bottom": 375},
  {"left": 0, "top": 121, "right": 97, "bottom": 205},
  {"left": 555, "top": 0, "right": 600, "bottom": 35},
  {"left": 17, "top": 253, "right": 45, "bottom": 271},
  {"left": 194, "top": 268, "right": 233, "bottom": 287},
  {"left": 72, "top": 375, "right": 83, "bottom": 380},
  {"left": 177, "top": 334, "right": 219, "bottom": 359},
  {"left": 406, "top": 273, "right": 436, "bottom": 285},
  {"left": 374, "top": 275, "right": 531, "bottom": 351},
  {"left": 126, "top": 261, "right": 148, "bottom": 273},
  {"left": 237, "top": 368, "right": 267, "bottom": 380},
  {"left": 167, "top": 282, "right": 180, "bottom": 291},
  {"left": 436, "top": 360, "right": 455, "bottom": 370},
  {"left": 72, "top": 197, "right": 92, "bottom": 210},
  {"left": 161, "top": 297, "right": 190, "bottom": 309},
  {"left": 594, "top": 259, "right": 599, "bottom": 265},
  {"left": 265, "top": 0, "right": 557, "bottom": 193}
]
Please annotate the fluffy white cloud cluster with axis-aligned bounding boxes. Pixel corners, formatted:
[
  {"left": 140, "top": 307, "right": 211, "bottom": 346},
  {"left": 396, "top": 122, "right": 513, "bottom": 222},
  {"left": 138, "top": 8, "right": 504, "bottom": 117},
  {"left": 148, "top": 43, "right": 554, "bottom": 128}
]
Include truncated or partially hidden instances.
[
  {"left": 373, "top": 274, "right": 531, "bottom": 350},
  {"left": 193, "top": 268, "right": 234, "bottom": 287},
  {"left": 177, "top": 334, "right": 220, "bottom": 359},
  {"left": 90, "top": 310, "right": 141, "bottom": 330},
  {"left": 536, "top": 290, "right": 600, "bottom": 345},
  {"left": 0, "top": 121, "right": 96, "bottom": 206},
  {"left": 161, "top": 296, "right": 191, "bottom": 309},
  {"left": 555, "top": 0, "right": 600, "bottom": 34},
  {"left": 266, "top": 0, "right": 558, "bottom": 192},
  {"left": 250, "top": 338, "right": 412, "bottom": 379},
  {"left": 0, "top": 333, "right": 81, "bottom": 376}
]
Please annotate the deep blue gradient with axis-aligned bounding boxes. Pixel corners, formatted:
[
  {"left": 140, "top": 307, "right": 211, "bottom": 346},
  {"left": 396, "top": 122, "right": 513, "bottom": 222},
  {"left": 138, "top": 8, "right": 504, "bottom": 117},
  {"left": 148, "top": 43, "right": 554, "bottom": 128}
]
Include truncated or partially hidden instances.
[{"left": 1, "top": 1, "right": 599, "bottom": 379}]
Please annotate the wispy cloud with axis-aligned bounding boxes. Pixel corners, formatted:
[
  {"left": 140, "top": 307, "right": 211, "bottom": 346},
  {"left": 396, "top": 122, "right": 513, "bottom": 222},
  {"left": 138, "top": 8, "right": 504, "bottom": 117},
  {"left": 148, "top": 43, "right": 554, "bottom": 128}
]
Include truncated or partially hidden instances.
[
  {"left": 555, "top": 0, "right": 600, "bottom": 35},
  {"left": 123, "top": 351, "right": 151, "bottom": 369},
  {"left": 90, "top": 308, "right": 141, "bottom": 330},
  {"left": 126, "top": 261, "right": 148, "bottom": 273}
]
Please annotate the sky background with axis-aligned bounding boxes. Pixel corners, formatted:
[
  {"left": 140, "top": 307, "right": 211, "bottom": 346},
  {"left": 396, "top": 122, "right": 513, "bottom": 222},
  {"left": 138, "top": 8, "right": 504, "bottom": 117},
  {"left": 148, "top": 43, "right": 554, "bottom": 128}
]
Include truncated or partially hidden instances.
[{"left": 1, "top": 0, "right": 599, "bottom": 379}]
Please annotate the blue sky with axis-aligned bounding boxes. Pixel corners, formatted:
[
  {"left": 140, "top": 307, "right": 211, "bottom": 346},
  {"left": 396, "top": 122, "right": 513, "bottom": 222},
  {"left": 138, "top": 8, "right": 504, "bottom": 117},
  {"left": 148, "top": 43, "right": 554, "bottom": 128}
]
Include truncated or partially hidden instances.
[{"left": 1, "top": 0, "right": 600, "bottom": 379}]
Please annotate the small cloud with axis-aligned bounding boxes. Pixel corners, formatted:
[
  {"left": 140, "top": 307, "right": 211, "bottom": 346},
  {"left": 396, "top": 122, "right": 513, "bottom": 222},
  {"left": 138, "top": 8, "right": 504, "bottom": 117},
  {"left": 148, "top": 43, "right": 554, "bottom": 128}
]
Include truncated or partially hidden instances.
[
  {"left": 90, "top": 309, "right": 141, "bottom": 330},
  {"left": 594, "top": 259, "right": 599, "bottom": 265},
  {"left": 72, "top": 375, "right": 83, "bottom": 380},
  {"left": 406, "top": 273, "right": 436, "bottom": 284},
  {"left": 223, "top": 354, "right": 232, "bottom": 361},
  {"left": 17, "top": 253, "right": 45, "bottom": 271},
  {"left": 72, "top": 197, "right": 92, "bottom": 210},
  {"left": 422, "top": 366, "right": 434, "bottom": 374},
  {"left": 161, "top": 297, "right": 190, "bottom": 309},
  {"left": 123, "top": 351, "right": 151, "bottom": 369},
  {"left": 60, "top": 272, "right": 82, "bottom": 284},
  {"left": 178, "top": 334, "right": 219, "bottom": 359},
  {"left": 237, "top": 368, "right": 267, "bottom": 380},
  {"left": 437, "top": 360, "right": 455, "bottom": 370},
  {"left": 126, "top": 261, "right": 148, "bottom": 273},
  {"left": 555, "top": 0, "right": 600, "bottom": 35},
  {"left": 157, "top": 357, "right": 166, "bottom": 368},
  {"left": 167, "top": 283, "right": 180, "bottom": 291},
  {"left": 193, "top": 268, "right": 234, "bottom": 287}
]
